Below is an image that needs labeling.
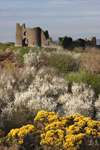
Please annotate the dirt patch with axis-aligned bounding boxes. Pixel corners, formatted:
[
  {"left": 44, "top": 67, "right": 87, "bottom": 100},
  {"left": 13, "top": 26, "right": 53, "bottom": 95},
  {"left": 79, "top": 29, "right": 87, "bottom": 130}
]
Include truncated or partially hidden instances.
[{"left": 0, "top": 51, "right": 23, "bottom": 70}]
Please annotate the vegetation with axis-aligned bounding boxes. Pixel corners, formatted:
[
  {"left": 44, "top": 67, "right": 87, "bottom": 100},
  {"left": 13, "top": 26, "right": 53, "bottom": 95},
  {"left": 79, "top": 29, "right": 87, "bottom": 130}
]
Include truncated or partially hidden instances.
[
  {"left": 1, "top": 110, "right": 100, "bottom": 150},
  {"left": 74, "top": 38, "right": 86, "bottom": 47},
  {"left": 0, "top": 42, "right": 14, "bottom": 52},
  {"left": 65, "top": 70, "right": 100, "bottom": 97},
  {"left": 48, "top": 53, "right": 80, "bottom": 73},
  {"left": 58, "top": 36, "right": 72, "bottom": 48},
  {"left": 58, "top": 36, "right": 86, "bottom": 49},
  {"left": 0, "top": 43, "right": 100, "bottom": 149}
]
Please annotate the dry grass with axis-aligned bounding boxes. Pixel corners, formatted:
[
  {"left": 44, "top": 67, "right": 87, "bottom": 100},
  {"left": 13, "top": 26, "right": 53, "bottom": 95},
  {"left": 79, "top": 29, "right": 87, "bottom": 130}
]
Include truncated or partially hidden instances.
[
  {"left": 84, "top": 46, "right": 100, "bottom": 54},
  {"left": 80, "top": 54, "right": 100, "bottom": 73},
  {"left": 76, "top": 46, "right": 100, "bottom": 73},
  {"left": 73, "top": 46, "right": 100, "bottom": 54}
]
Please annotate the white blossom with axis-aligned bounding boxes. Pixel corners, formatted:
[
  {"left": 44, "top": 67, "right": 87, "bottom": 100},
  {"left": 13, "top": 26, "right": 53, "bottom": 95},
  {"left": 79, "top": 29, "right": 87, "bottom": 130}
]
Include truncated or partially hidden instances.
[{"left": 0, "top": 50, "right": 97, "bottom": 122}]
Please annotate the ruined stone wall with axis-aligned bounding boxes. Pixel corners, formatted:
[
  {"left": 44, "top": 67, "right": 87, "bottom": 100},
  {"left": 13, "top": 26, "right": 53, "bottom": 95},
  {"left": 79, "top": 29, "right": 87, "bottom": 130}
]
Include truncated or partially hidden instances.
[
  {"left": 41, "top": 30, "right": 50, "bottom": 46},
  {"left": 15, "top": 23, "right": 51, "bottom": 47},
  {"left": 26, "top": 28, "right": 41, "bottom": 46},
  {"left": 85, "top": 37, "right": 96, "bottom": 47},
  {"left": 15, "top": 23, "right": 22, "bottom": 46}
]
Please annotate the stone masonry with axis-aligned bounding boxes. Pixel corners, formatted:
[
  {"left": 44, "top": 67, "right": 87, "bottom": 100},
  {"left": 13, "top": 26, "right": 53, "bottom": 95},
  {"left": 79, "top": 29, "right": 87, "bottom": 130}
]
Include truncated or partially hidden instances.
[
  {"left": 84, "top": 36, "right": 96, "bottom": 47},
  {"left": 15, "top": 23, "right": 51, "bottom": 47}
]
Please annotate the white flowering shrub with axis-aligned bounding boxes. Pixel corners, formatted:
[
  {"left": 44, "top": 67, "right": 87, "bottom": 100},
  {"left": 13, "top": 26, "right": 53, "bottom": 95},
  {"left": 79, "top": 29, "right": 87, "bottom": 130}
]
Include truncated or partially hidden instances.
[
  {"left": 58, "top": 83, "right": 95, "bottom": 117},
  {"left": 23, "top": 50, "right": 49, "bottom": 68},
  {"left": 0, "top": 49, "right": 99, "bottom": 131},
  {"left": 0, "top": 65, "right": 96, "bottom": 121},
  {"left": 13, "top": 67, "right": 69, "bottom": 114},
  {"left": 23, "top": 49, "right": 80, "bottom": 71}
]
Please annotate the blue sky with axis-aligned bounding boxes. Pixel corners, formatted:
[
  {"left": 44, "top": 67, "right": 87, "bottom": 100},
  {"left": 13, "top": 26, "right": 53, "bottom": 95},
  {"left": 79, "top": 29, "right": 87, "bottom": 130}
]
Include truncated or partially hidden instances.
[{"left": 0, "top": 0, "right": 100, "bottom": 42}]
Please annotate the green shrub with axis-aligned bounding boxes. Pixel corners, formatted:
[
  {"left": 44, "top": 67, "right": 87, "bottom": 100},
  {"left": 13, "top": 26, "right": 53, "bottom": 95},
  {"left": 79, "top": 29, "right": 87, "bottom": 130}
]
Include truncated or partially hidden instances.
[
  {"left": 75, "top": 38, "right": 86, "bottom": 47},
  {"left": 48, "top": 53, "right": 80, "bottom": 74},
  {"left": 58, "top": 36, "right": 72, "bottom": 48},
  {"left": 65, "top": 70, "right": 100, "bottom": 96},
  {"left": 9, "top": 46, "right": 32, "bottom": 63},
  {"left": 9, "top": 47, "right": 57, "bottom": 64}
]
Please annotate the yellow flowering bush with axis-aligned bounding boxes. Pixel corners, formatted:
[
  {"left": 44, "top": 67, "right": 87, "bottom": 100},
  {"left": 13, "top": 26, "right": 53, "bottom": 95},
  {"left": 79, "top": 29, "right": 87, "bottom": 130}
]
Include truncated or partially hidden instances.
[
  {"left": 40, "top": 129, "right": 65, "bottom": 149},
  {"left": 34, "top": 110, "right": 60, "bottom": 124},
  {"left": 63, "top": 133, "right": 85, "bottom": 150},
  {"left": 3, "top": 124, "right": 36, "bottom": 149},
  {"left": 2, "top": 110, "right": 100, "bottom": 150},
  {"left": 35, "top": 111, "right": 100, "bottom": 150},
  {"left": 34, "top": 110, "right": 60, "bottom": 134}
]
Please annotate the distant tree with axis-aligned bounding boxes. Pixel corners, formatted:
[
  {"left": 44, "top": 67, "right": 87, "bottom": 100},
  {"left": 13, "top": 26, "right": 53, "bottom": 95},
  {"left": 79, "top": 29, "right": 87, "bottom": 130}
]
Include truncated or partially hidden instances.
[
  {"left": 58, "top": 36, "right": 73, "bottom": 48},
  {"left": 74, "top": 38, "right": 86, "bottom": 47}
]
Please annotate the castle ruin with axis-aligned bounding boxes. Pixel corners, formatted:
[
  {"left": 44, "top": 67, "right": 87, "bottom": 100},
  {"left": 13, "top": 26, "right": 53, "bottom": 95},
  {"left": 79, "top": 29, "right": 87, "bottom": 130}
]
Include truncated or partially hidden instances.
[
  {"left": 84, "top": 36, "right": 96, "bottom": 47},
  {"left": 15, "top": 23, "right": 51, "bottom": 47}
]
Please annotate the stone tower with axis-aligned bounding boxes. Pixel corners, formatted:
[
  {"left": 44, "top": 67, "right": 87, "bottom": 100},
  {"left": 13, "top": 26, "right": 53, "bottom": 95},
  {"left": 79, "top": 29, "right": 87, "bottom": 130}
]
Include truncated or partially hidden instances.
[{"left": 15, "top": 23, "right": 50, "bottom": 47}]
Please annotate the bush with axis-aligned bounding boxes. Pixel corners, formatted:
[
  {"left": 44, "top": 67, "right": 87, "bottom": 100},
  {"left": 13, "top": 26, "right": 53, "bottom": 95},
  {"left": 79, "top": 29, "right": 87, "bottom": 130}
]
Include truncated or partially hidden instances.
[
  {"left": 65, "top": 70, "right": 100, "bottom": 96},
  {"left": 10, "top": 46, "right": 36, "bottom": 64},
  {"left": 23, "top": 49, "right": 80, "bottom": 73},
  {"left": 34, "top": 111, "right": 100, "bottom": 150},
  {"left": 10, "top": 47, "right": 57, "bottom": 64},
  {"left": 0, "top": 65, "right": 96, "bottom": 129},
  {"left": 58, "top": 36, "right": 72, "bottom": 48},
  {"left": 3, "top": 110, "right": 100, "bottom": 150},
  {"left": 2, "top": 110, "right": 100, "bottom": 150},
  {"left": 48, "top": 53, "right": 80, "bottom": 74},
  {"left": 75, "top": 38, "right": 86, "bottom": 47},
  {"left": 3, "top": 124, "right": 36, "bottom": 150},
  {"left": 1, "top": 105, "right": 35, "bottom": 134}
]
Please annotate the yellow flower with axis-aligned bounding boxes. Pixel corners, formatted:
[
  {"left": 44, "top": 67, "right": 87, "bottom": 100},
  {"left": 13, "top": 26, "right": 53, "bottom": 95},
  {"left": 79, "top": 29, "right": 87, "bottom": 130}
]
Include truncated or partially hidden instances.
[
  {"left": 3, "top": 124, "right": 35, "bottom": 146},
  {"left": 45, "top": 121, "right": 64, "bottom": 131},
  {"left": 34, "top": 110, "right": 48, "bottom": 121},
  {"left": 19, "top": 139, "right": 23, "bottom": 145}
]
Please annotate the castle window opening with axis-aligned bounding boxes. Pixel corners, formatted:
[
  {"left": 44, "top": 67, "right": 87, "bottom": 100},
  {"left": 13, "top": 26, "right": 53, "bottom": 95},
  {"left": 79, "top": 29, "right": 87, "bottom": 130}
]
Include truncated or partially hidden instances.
[{"left": 24, "top": 31, "right": 27, "bottom": 36}]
